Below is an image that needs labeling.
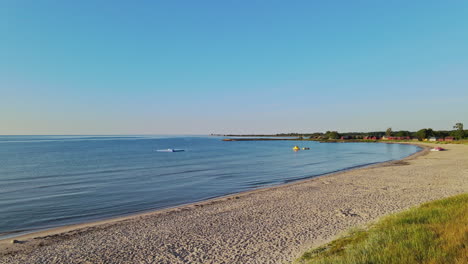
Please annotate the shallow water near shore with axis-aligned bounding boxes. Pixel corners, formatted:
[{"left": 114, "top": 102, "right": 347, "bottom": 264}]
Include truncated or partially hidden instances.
[{"left": 0, "top": 135, "right": 420, "bottom": 238}]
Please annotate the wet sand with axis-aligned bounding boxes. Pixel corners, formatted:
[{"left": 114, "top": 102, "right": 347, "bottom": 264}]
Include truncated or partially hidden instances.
[{"left": 1, "top": 143, "right": 467, "bottom": 264}]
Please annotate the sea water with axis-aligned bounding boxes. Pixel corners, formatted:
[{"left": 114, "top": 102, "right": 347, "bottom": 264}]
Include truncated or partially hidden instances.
[{"left": 0, "top": 135, "right": 420, "bottom": 237}]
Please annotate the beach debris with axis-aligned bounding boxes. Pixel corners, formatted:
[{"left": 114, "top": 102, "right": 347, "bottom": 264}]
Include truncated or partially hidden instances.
[
  {"left": 430, "top": 147, "right": 445, "bottom": 152},
  {"left": 336, "top": 208, "right": 360, "bottom": 217},
  {"left": 11, "top": 239, "right": 22, "bottom": 244}
]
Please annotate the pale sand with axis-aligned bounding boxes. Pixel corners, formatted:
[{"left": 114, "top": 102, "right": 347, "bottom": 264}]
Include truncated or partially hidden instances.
[{"left": 1, "top": 143, "right": 467, "bottom": 264}]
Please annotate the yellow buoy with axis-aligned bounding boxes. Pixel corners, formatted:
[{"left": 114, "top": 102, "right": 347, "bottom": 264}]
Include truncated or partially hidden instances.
[{"left": 293, "top": 146, "right": 300, "bottom": 151}]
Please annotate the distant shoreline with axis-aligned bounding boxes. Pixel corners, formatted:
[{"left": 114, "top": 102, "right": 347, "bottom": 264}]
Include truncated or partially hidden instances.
[
  {"left": 222, "top": 137, "right": 413, "bottom": 143},
  {"left": 222, "top": 138, "right": 299, "bottom": 141}
]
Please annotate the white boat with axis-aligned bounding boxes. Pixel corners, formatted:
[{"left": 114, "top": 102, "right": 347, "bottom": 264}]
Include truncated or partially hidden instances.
[{"left": 156, "top": 149, "right": 185, "bottom": 152}]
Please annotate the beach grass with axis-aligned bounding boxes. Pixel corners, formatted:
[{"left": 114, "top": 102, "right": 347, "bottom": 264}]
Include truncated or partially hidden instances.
[
  {"left": 435, "top": 140, "right": 468, "bottom": 145},
  {"left": 295, "top": 193, "right": 468, "bottom": 264}
]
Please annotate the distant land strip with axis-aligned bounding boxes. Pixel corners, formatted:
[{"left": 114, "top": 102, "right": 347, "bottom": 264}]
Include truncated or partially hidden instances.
[{"left": 222, "top": 138, "right": 298, "bottom": 141}]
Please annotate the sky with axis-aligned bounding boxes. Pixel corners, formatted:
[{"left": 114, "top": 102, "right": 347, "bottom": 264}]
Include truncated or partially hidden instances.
[{"left": 2, "top": 1, "right": 468, "bottom": 135}]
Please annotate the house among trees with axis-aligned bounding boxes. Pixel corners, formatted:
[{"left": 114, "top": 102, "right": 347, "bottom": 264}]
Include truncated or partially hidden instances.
[{"left": 444, "top": 136, "right": 455, "bottom": 141}]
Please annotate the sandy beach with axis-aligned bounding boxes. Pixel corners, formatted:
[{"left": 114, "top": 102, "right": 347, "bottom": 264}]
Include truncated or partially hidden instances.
[{"left": 1, "top": 143, "right": 467, "bottom": 264}]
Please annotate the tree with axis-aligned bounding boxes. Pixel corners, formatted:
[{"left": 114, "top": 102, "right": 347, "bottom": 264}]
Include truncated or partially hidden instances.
[
  {"left": 453, "top": 123, "right": 465, "bottom": 140},
  {"left": 415, "top": 128, "right": 435, "bottom": 141},
  {"left": 395, "top": 131, "right": 410, "bottom": 137},
  {"left": 415, "top": 129, "right": 427, "bottom": 141},
  {"left": 426, "top": 128, "right": 435, "bottom": 138},
  {"left": 326, "top": 131, "right": 340, "bottom": 139},
  {"left": 385, "top": 128, "right": 393, "bottom": 137},
  {"left": 434, "top": 130, "right": 449, "bottom": 138}
]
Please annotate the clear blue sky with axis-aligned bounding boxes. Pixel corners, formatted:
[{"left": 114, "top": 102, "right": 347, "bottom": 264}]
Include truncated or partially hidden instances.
[{"left": 2, "top": 1, "right": 467, "bottom": 135}]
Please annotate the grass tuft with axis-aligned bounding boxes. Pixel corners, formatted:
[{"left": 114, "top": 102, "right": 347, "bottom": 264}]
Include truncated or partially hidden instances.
[{"left": 295, "top": 193, "right": 468, "bottom": 264}]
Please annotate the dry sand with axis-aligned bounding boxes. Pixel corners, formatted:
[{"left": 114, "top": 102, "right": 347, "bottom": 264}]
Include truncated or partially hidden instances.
[{"left": 1, "top": 143, "right": 467, "bottom": 264}]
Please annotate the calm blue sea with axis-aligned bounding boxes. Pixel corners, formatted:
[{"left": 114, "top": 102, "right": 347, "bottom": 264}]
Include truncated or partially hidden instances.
[{"left": 0, "top": 136, "right": 420, "bottom": 237}]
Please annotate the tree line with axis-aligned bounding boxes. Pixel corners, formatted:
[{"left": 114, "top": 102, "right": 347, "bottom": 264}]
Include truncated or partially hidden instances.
[
  {"left": 216, "top": 123, "right": 466, "bottom": 141},
  {"left": 276, "top": 123, "right": 466, "bottom": 141}
]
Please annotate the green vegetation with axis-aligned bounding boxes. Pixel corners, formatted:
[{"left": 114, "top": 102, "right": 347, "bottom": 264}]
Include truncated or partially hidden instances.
[
  {"left": 395, "top": 130, "right": 411, "bottom": 137},
  {"left": 217, "top": 122, "right": 468, "bottom": 141},
  {"left": 435, "top": 140, "right": 468, "bottom": 145},
  {"left": 295, "top": 193, "right": 468, "bottom": 264},
  {"left": 453, "top": 123, "right": 465, "bottom": 140},
  {"left": 325, "top": 131, "right": 341, "bottom": 140},
  {"left": 385, "top": 127, "right": 392, "bottom": 136},
  {"left": 415, "top": 128, "right": 434, "bottom": 141}
]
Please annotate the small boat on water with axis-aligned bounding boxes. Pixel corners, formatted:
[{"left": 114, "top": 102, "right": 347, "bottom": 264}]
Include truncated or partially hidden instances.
[
  {"left": 293, "top": 146, "right": 310, "bottom": 151},
  {"left": 430, "top": 147, "right": 445, "bottom": 152},
  {"left": 156, "top": 149, "right": 185, "bottom": 152}
]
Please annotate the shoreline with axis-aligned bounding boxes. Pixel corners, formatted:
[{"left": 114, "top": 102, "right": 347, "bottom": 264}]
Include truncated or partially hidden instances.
[
  {"left": 2, "top": 143, "right": 467, "bottom": 264},
  {"left": 0, "top": 143, "right": 425, "bottom": 242}
]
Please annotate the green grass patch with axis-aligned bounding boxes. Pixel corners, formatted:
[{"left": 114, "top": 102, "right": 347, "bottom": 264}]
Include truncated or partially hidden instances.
[
  {"left": 295, "top": 193, "right": 468, "bottom": 264},
  {"left": 435, "top": 140, "right": 468, "bottom": 145}
]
